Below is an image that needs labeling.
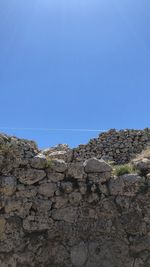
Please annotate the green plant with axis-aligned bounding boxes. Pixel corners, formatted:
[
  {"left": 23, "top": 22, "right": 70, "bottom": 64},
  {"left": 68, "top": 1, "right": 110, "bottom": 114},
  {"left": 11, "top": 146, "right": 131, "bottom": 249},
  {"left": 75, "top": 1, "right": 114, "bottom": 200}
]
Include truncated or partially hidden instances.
[{"left": 112, "top": 164, "right": 136, "bottom": 177}]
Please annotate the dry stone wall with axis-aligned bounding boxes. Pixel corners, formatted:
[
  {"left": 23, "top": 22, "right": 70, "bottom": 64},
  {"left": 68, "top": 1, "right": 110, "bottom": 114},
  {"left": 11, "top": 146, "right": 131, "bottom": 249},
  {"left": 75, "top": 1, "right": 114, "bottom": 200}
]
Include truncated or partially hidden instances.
[
  {"left": 73, "top": 128, "right": 150, "bottom": 164},
  {"left": 0, "top": 133, "right": 150, "bottom": 267}
]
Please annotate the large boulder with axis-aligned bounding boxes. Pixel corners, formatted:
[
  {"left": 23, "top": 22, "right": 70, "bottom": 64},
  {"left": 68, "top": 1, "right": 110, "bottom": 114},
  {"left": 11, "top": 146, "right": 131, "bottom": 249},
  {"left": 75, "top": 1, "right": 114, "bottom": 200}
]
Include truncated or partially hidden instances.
[{"left": 84, "top": 158, "right": 112, "bottom": 173}]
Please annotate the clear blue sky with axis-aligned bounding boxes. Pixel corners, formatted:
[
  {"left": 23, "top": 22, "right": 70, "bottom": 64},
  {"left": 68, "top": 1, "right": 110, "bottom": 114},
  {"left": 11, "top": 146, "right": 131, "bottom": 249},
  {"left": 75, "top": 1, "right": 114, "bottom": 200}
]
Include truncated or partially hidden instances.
[{"left": 0, "top": 0, "right": 150, "bottom": 148}]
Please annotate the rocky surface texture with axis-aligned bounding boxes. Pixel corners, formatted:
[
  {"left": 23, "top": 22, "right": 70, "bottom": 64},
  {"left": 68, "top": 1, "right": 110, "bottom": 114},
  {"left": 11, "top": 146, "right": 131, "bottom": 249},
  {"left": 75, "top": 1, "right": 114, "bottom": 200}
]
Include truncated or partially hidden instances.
[
  {"left": 0, "top": 132, "right": 150, "bottom": 266},
  {"left": 73, "top": 128, "right": 150, "bottom": 164}
]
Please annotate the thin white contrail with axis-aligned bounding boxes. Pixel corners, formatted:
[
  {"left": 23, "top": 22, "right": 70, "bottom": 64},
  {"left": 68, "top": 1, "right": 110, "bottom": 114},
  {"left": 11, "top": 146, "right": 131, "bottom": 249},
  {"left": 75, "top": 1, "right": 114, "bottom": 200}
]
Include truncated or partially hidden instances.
[{"left": 0, "top": 127, "right": 107, "bottom": 132}]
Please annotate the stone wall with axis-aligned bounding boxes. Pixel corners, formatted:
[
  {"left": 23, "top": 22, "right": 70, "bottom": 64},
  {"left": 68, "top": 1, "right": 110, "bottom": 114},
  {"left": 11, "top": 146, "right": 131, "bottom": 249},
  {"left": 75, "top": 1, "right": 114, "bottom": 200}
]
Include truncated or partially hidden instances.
[
  {"left": 73, "top": 128, "right": 150, "bottom": 164},
  {"left": 0, "top": 133, "right": 150, "bottom": 266}
]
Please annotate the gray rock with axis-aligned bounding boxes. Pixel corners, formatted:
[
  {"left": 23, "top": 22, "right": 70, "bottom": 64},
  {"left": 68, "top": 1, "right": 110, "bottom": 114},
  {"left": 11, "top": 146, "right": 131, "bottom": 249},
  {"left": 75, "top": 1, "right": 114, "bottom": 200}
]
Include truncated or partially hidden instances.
[
  {"left": 23, "top": 215, "right": 53, "bottom": 231},
  {"left": 133, "top": 158, "right": 150, "bottom": 174},
  {"left": 69, "top": 192, "right": 82, "bottom": 205},
  {"left": 50, "top": 159, "right": 67, "bottom": 173},
  {"left": 38, "top": 182, "right": 57, "bottom": 197},
  {"left": 0, "top": 176, "right": 16, "bottom": 196},
  {"left": 88, "top": 172, "right": 111, "bottom": 183},
  {"left": 61, "top": 182, "right": 73, "bottom": 193},
  {"left": 5, "top": 198, "right": 22, "bottom": 213},
  {"left": 30, "top": 154, "right": 47, "bottom": 169},
  {"left": 108, "top": 174, "right": 142, "bottom": 196},
  {"left": 0, "top": 217, "right": 6, "bottom": 238},
  {"left": 71, "top": 242, "right": 88, "bottom": 267},
  {"left": 67, "top": 163, "right": 87, "bottom": 180},
  {"left": 47, "top": 172, "right": 64, "bottom": 182},
  {"left": 54, "top": 196, "right": 68, "bottom": 209},
  {"left": 52, "top": 207, "right": 78, "bottom": 223},
  {"left": 16, "top": 168, "right": 46, "bottom": 185},
  {"left": 84, "top": 158, "right": 112, "bottom": 173}
]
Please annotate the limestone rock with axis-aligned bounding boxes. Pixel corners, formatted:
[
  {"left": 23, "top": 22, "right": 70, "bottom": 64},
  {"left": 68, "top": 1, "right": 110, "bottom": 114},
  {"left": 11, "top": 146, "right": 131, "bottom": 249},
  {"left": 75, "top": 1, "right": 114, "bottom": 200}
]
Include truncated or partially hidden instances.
[{"left": 84, "top": 158, "right": 112, "bottom": 173}]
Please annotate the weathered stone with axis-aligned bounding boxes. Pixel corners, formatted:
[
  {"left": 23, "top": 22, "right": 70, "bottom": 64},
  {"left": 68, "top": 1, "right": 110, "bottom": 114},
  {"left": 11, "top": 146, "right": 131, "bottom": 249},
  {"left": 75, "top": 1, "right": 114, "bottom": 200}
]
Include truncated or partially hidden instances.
[
  {"left": 23, "top": 215, "right": 53, "bottom": 231},
  {"left": 52, "top": 207, "right": 78, "bottom": 223},
  {"left": 0, "top": 176, "right": 16, "bottom": 196},
  {"left": 16, "top": 168, "right": 46, "bottom": 185},
  {"left": 16, "top": 185, "right": 37, "bottom": 198},
  {"left": 108, "top": 174, "right": 143, "bottom": 196},
  {"left": 61, "top": 182, "right": 73, "bottom": 193},
  {"left": 5, "top": 198, "right": 22, "bottom": 213},
  {"left": 32, "top": 199, "right": 52, "bottom": 214},
  {"left": 79, "top": 182, "right": 87, "bottom": 195},
  {"left": 49, "top": 159, "right": 67, "bottom": 173},
  {"left": 47, "top": 151, "right": 67, "bottom": 160},
  {"left": 43, "top": 146, "right": 73, "bottom": 163},
  {"left": 54, "top": 196, "right": 68, "bottom": 209},
  {"left": 84, "top": 158, "right": 112, "bottom": 173},
  {"left": 47, "top": 172, "right": 64, "bottom": 182},
  {"left": 71, "top": 242, "right": 88, "bottom": 267},
  {"left": 69, "top": 192, "right": 82, "bottom": 205},
  {"left": 133, "top": 258, "right": 144, "bottom": 267},
  {"left": 1, "top": 132, "right": 150, "bottom": 266},
  {"left": 88, "top": 172, "right": 111, "bottom": 183},
  {"left": 133, "top": 158, "right": 150, "bottom": 174},
  {"left": 0, "top": 217, "right": 6, "bottom": 238},
  {"left": 87, "top": 193, "right": 99, "bottom": 204},
  {"left": 38, "top": 182, "right": 57, "bottom": 197},
  {"left": 67, "top": 162, "right": 87, "bottom": 180},
  {"left": 86, "top": 240, "right": 132, "bottom": 267},
  {"left": 30, "top": 154, "right": 47, "bottom": 169}
]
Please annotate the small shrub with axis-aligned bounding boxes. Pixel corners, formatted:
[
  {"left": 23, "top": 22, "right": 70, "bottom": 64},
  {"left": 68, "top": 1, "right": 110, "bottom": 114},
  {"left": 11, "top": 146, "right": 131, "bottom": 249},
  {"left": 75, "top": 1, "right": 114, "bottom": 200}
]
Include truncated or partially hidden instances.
[{"left": 113, "top": 164, "right": 136, "bottom": 177}]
